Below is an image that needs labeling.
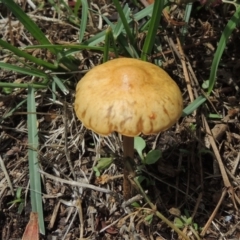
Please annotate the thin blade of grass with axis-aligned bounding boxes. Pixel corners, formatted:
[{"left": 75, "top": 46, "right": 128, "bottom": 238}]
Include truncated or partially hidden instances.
[
  {"left": 0, "top": 82, "right": 48, "bottom": 89},
  {"left": 83, "top": 29, "right": 106, "bottom": 46},
  {"left": 1, "top": 0, "right": 53, "bottom": 48},
  {"left": 74, "top": 0, "right": 82, "bottom": 16},
  {"left": 79, "top": 0, "right": 88, "bottom": 43},
  {"left": 27, "top": 87, "right": 45, "bottom": 234},
  {"left": 182, "top": 96, "right": 207, "bottom": 116},
  {"left": 117, "top": 33, "right": 139, "bottom": 58},
  {"left": 180, "top": 3, "right": 193, "bottom": 39},
  {"left": 113, "top": 4, "right": 131, "bottom": 39},
  {"left": 141, "top": 1, "right": 164, "bottom": 61},
  {"left": 48, "top": 0, "right": 79, "bottom": 26},
  {"left": 1, "top": 0, "right": 79, "bottom": 70},
  {"left": 0, "top": 99, "right": 27, "bottom": 123},
  {"left": 112, "top": 0, "right": 134, "bottom": 45},
  {"left": 84, "top": 4, "right": 153, "bottom": 46},
  {"left": 0, "top": 39, "right": 57, "bottom": 70},
  {"left": 85, "top": 4, "right": 130, "bottom": 46},
  {"left": 25, "top": 44, "right": 112, "bottom": 55},
  {"left": 134, "top": 4, "right": 153, "bottom": 20},
  {"left": 0, "top": 62, "right": 49, "bottom": 79},
  {"left": 52, "top": 75, "right": 69, "bottom": 95},
  {"left": 139, "top": 18, "right": 151, "bottom": 32},
  {"left": 109, "top": 29, "right": 119, "bottom": 58},
  {"left": 51, "top": 81, "right": 57, "bottom": 102},
  {"left": 207, "top": 6, "right": 240, "bottom": 94},
  {"left": 103, "top": 27, "right": 111, "bottom": 62}
]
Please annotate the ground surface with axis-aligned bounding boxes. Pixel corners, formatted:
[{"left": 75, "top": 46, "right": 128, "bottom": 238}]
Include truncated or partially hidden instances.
[{"left": 0, "top": 0, "right": 240, "bottom": 239}]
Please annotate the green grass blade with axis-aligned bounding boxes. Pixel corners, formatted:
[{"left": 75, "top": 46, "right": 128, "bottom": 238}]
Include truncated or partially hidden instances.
[
  {"left": 117, "top": 33, "right": 139, "bottom": 58},
  {"left": 182, "top": 96, "right": 207, "bottom": 116},
  {"left": 141, "top": 0, "right": 164, "bottom": 61},
  {"left": 27, "top": 87, "right": 45, "bottom": 234},
  {"left": 83, "top": 29, "right": 106, "bottom": 46},
  {"left": 84, "top": 2, "right": 150, "bottom": 47},
  {"left": 103, "top": 27, "right": 111, "bottom": 62},
  {"left": 74, "top": 0, "right": 82, "bottom": 16},
  {"left": 0, "top": 99, "right": 27, "bottom": 123},
  {"left": 52, "top": 75, "right": 69, "bottom": 95},
  {"left": 48, "top": 0, "right": 79, "bottom": 25},
  {"left": 112, "top": 0, "right": 134, "bottom": 45},
  {"left": 0, "top": 82, "right": 47, "bottom": 89},
  {"left": 101, "top": 4, "right": 131, "bottom": 40},
  {"left": 207, "top": 6, "right": 240, "bottom": 94},
  {"left": 108, "top": 17, "right": 122, "bottom": 39},
  {"left": 79, "top": 0, "right": 88, "bottom": 43},
  {"left": 180, "top": 3, "right": 193, "bottom": 38},
  {"left": 0, "top": 62, "right": 49, "bottom": 79},
  {"left": 25, "top": 44, "right": 111, "bottom": 53},
  {"left": 84, "top": 4, "right": 153, "bottom": 46},
  {"left": 134, "top": 4, "right": 153, "bottom": 20},
  {"left": 109, "top": 29, "right": 119, "bottom": 58},
  {"left": 51, "top": 80, "right": 57, "bottom": 102},
  {"left": 1, "top": 0, "right": 78, "bottom": 70},
  {"left": 1, "top": 0, "right": 52, "bottom": 47},
  {"left": 113, "top": 4, "right": 131, "bottom": 39},
  {"left": 0, "top": 39, "right": 57, "bottom": 70},
  {"left": 139, "top": 18, "right": 151, "bottom": 32}
]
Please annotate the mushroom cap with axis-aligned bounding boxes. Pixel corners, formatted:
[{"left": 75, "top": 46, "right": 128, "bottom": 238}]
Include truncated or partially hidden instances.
[{"left": 74, "top": 58, "right": 183, "bottom": 137}]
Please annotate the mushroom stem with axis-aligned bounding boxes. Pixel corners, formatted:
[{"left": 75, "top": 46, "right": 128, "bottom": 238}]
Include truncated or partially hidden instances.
[{"left": 122, "top": 136, "right": 135, "bottom": 199}]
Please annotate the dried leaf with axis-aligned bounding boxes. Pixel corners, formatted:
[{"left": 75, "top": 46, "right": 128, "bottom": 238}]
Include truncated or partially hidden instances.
[
  {"left": 101, "top": 220, "right": 118, "bottom": 235},
  {"left": 22, "top": 212, "right": 39, "bottom": 240},
  {"left": 95, "top": 174, "right": 111, "bottom": 185}
]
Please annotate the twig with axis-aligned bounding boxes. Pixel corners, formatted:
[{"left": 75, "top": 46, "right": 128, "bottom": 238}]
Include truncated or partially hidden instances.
[
  {"left": 201, "top": 115, "right": 231, "bottom": 188},
  {"left": 191, "top": 192, "right": 203, "bottom": 220},
  {"left": 231, "top": 152, "right": 240, "bottom": 175},
  {"left": 76, "top": 198, "right": 84, "bottom": 239},
  {"left": 175, "top": 34, "right": 195, "bottom": 103},
  {"left": 99, "top": 218, "right": 120, "bottom": 233},
  {"left": 186, "top": 58, "right": 201, "bottom": 98},
  {"left": 121, "top": 194, "right": 143, "bottom": 209},
  {"left": 39, "top": 169, "right": 112, "bottom": 194},
  {"left": 0, "top": 155, "right": 14, "bottom": 196},
  {"left": 63, "top": 101, "right": 76, "bottom": 180},
  {"left": 200, "top": 188, "right": 227, "bottom": 237},
  {"left": 48, "top": 201, "right": 60, "bottom": 229},
  {"left": 202, "top": 114, "right": 239, "bottom": 209},
  {"left": 62, "top": 208, "right": 78, "bottom": 240},
  {"left": 27, "top": 0, "right": 36, "bottom": 10},
  {"left": 223, "top": 220, "right": 240, "bottom": 238},
  {"left": 152, "top": 37, "right": 218, "bottom": 59},
  {"left": 175, "top": 152, "right": 182, "bottom": 205},
  {"left": 133, "top": 177, "right": 191, "bottom": 240},
  {"left": 141, "top": 168, "right": 193, "bottom": 199},
  {"left": 202, "top": 114, "right": 238, "bottom": 211},
  {"left": 212, "top": 221, "right": 227, "bottom": 240}
]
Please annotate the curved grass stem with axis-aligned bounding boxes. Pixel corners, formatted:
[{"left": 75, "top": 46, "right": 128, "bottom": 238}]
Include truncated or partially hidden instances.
[{"left": 133, "top": 177, "right": 191, "bottom": 240}]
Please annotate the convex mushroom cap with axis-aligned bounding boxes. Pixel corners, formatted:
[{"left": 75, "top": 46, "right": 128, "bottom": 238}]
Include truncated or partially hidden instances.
[{"left": 74, "top": 58, "right": 183, "bottom": 137}]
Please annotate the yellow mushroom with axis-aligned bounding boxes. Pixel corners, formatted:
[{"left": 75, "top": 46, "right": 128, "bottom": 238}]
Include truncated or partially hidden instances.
[{"left": 74, "top": 58, "right": 183, "bottom": 199}]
